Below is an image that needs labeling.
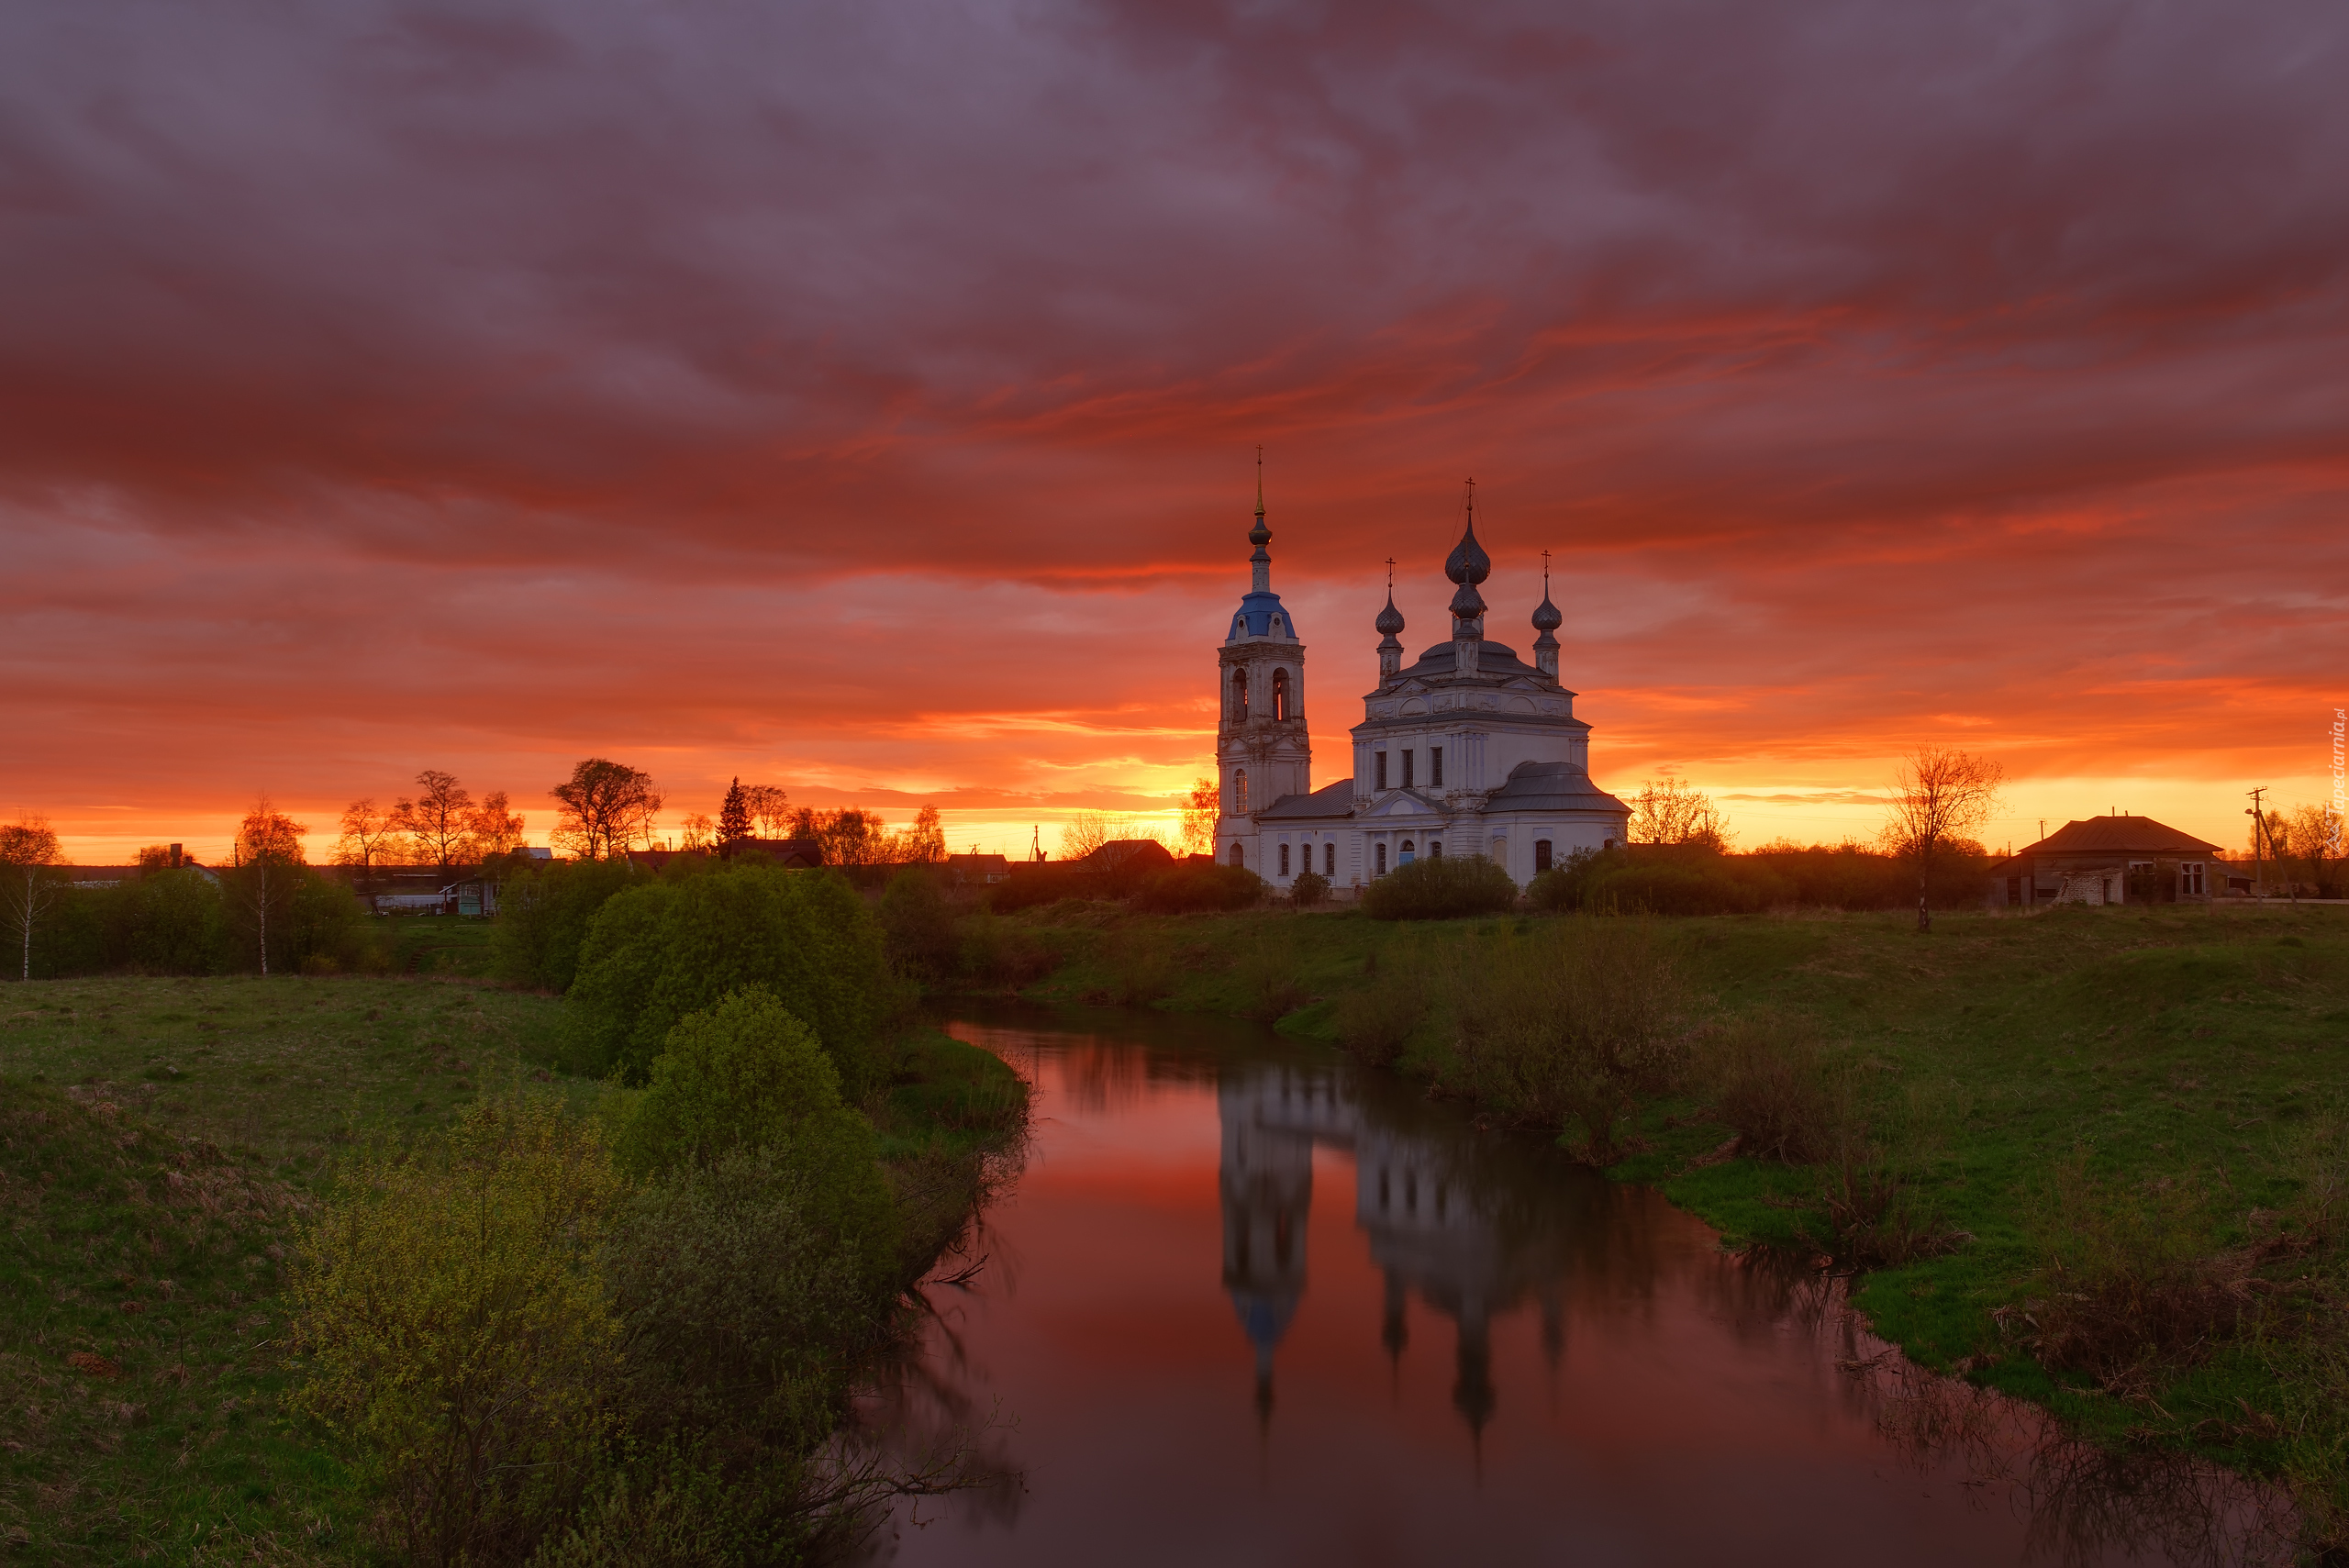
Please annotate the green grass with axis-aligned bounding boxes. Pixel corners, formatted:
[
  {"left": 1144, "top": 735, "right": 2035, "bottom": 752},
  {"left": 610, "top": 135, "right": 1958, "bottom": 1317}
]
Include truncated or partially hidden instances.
[
  {"left": 1, "top": 972, "right": 1026, "bottom": 1562},
  {"left": 1005, "top": 897, "right": 2349, "bottom": 1492},
  {"left": 0, "top": 975, "right": 584, "bottom": 1562}
]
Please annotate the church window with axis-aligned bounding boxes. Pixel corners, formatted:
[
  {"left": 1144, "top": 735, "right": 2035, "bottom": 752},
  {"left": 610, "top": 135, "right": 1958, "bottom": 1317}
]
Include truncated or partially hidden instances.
[
  {"left": 1428, "top": 841, "right": 1442, "bottom": 859},
  {"left": 1232, "top": 769, "right": 1248, "bottom": 814},
  {"left": 1399, "top": 840, "right": 1415, "bottom": 865},
  {"left": 1534, "top": 840, "right": 1553, "bottom": 873},
  {"left": 1401, "top": 750, "right": 1415, "bottom": 788},
  {"left": 1375, "top": 842, "right": 1387, "bottom": 875},
  {"left": 1231, "top": 667, "right": 1249, "bottom": 721},
  {"left": 1278, "top": 843, "right": 1290, "bottom": 876},
  {"left": 1230, "top": 841, "right": 1245, "bottom": 868},
  {"left": 1324, "top": 842, "right": 1336, "bottom": 876},
  {"left": 1273, "top": 668, "right": 1290, "bottom": 722},
  {"left": 1603, "top": 837, "right": 1616, "bottom": 851},
  {"left": 1431, "top": 747, "right": 1443, "bottom": 786},
  {"left": 1375, "top": 751, "right": 1387, "bottom": 790}
]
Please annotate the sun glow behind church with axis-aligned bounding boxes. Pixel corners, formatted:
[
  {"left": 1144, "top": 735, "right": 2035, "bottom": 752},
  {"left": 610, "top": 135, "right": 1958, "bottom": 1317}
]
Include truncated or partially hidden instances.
[{"left": 3, "top": 1, "right": 2344, "bottom": 857}]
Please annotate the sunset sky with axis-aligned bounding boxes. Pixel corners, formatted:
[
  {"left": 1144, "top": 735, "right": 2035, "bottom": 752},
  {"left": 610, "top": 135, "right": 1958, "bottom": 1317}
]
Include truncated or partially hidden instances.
[{"left": 4, "top": 0, "right": 2344, "bottom": 864}]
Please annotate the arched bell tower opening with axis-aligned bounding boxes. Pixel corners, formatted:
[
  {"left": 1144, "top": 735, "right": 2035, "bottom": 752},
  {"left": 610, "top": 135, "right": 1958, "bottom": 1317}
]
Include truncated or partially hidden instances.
[{"left": 1215, "top": 454, "right": 1311, "bottom": 862}]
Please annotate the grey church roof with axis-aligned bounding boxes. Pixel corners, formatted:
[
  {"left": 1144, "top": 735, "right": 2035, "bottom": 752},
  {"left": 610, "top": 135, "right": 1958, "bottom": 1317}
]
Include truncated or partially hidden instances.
[
  {"left": 1255, "top": 779, "right": 1357, "bottom": 820},
  {"left": 1485, "top": 760, "right": 1628, "bottom": 812},
  {"left": 1397, "top": 640, "right": 1546, "bottom": 682}
]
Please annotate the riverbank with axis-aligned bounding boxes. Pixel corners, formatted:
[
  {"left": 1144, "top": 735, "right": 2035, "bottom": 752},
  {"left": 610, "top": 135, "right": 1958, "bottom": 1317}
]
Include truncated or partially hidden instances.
[
  {"left": 0, "top": 973, "right": 1025, "bottom": 1562},
  {"left": 992, "top": 896, "right": 2349, "bottom": 1539}
]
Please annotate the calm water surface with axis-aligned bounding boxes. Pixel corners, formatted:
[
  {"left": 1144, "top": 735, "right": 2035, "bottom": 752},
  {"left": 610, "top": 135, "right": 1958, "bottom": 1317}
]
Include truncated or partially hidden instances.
[{"left": 865, "top": 1006, "right": 2270, "bottom": 1568}]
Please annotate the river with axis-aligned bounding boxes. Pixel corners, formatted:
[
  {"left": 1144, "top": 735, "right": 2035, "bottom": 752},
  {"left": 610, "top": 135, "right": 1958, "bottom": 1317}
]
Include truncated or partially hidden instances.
[{"left": 862, "top": 1004, "right": 2276, "bottom": 1567}]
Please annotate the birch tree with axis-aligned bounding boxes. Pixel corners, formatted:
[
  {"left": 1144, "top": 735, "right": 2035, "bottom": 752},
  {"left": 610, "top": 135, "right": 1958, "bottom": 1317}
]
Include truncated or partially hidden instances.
[{"left": 0, "top": 818, "right": 63, "bottom": 981}]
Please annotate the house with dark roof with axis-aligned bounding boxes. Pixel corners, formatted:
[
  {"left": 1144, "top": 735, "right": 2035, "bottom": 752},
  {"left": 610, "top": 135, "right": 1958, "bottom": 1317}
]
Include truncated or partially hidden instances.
[
  {"left": 1208, "top": 476, "right": 1630, "bottom": 892},
  {"left": 1986, "top": 815, "right": 2227, "bottom": 906}
]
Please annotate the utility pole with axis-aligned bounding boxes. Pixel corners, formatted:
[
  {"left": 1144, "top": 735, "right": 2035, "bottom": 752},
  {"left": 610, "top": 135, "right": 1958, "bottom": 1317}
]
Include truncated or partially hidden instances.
[{"left": 2247, "top": 787, "right": 2266, "bottom": 899}]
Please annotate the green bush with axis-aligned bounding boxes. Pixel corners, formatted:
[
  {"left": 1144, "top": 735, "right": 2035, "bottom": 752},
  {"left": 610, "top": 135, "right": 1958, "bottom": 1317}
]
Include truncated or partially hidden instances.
[
  {"left": 1330, "top": 943, "right": 1429, "bottom": 1067},
  {"left": 1131, "top": 862, "right": 1264, "bottom": 914},
  {"left": 290, "top": 1097, "right": 624, "bottom": 1565},
  {"left": 1698, "top": 1010, "right": 1847, "bottom": 1163},
  {"left": 955, "top": 906, "right": 1056, "bottom": 989},
  {"left": 1290, "top": 869, "right": 1330, "bottom": 907},
  {"left": 1360, "top": 854, "right": 1519, "bottom": 921},
  {"left": 493, "top": 859, "right": 643, "bottom": 992},
  {"left": 985, "top": 865, "right": 1090, "bottom": 913},
  {"left": 878, "top": 869, "right": 958, "bottom": 979},
  {"left": 614, "top": 989, "right": 897, "bottom": 1295},
  {"left": 1446, "top": 917, "right": 1686, "bottom": 1160},
  {"left": 567, "top": 867, "right": 894, "bottom": 1093},
  {"left": 1525, "top": 846, "right": 1614, "bottom": 913}
]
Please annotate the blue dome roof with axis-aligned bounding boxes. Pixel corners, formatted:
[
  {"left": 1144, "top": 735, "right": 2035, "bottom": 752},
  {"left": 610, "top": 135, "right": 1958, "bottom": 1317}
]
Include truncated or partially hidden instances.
[{"left": 1227, "top": 589, "right": 1298, "bottom": 642}]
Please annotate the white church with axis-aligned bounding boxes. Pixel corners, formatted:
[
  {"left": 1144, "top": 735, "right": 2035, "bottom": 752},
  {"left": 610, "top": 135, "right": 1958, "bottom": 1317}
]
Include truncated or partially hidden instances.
[{"left": 1212, "top": 481, "right": 1630, "bottom": 891}]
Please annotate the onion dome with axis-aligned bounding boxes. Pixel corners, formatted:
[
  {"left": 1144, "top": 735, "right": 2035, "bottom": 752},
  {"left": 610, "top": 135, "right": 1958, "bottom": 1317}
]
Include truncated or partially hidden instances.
[
  {"left": 1531, "top": 589, "right": 1562, "bottom": 633},
  {"left": 1375, "top": 591, "right": 1406, "bottom": 638},
  {"left": 1444, "top": 518, "right": 1491, "bottom": 586},
  {"left": 1449, "top": 581, "right": 1487, "bottom": 619}
]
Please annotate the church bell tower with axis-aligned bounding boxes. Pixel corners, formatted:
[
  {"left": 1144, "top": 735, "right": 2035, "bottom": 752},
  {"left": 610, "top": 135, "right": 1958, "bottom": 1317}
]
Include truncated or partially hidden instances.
[{"left": 1213, "top": 456, "right": 1309, "bottom": 866}]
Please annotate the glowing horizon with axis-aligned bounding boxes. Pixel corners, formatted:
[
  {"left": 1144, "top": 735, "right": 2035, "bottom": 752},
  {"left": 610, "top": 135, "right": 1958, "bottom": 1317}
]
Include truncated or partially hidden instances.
[{"left": 4, "top": 3, "right": 2343, "bottom": 863}]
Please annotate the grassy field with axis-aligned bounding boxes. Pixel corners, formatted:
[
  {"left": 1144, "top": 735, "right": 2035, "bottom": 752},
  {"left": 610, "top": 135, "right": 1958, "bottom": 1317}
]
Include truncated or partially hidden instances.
[
  {"left": 0, "top": 972, "right": 1022, "bottom": 1564},
  {"left": 1003, "top": 895, "right": 2349, "bottom": 1511}
]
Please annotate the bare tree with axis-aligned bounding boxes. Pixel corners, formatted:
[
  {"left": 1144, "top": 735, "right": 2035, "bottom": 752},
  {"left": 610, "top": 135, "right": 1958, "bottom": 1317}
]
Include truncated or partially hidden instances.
[
  {"left": 1179, "top": 778, "right": 1219, "bottom": 857},
  {"left": 745, "top": 784, "right": 791, "bottom": 837},
  {"left": 678, "top": 813, "right": 717, "bottom": 850},
  {"left": 1059, "top": 812, "right": 1115, "bottom": 862},
  {"left": 0, "top": 817, "right": 63, "bottom": 981},
  {"left": 334, "top": 798, "right": 403, "bottom": 868},
  {"left": 551, "top": 759, "right": 662, "bottom": 860},
  {"left": 467, "top": 791, "right": 527, "bottom": 856},
  {"left": 394, "top": 770, "right": 476, "bottom": 873},
  {"left": 1629, "top": 779, "right": 1732, "bottom": 851},
  {"left": 235, "top": 801, "right": 308, "bottom": 975},
  {"left": 1883, "top": 748, "right": 2003, "bottom": 932}
]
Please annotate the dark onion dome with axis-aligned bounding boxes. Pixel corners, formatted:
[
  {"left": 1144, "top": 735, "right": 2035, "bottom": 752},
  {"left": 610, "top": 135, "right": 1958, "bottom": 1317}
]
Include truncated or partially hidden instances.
[
  {"left": 1375, "top": 590, "right": 1406, "bottom": 637},
  {"left": 1449, "top": 581, "right": 1487, "bottom": 620},
  {"left": 1249, "top": 512, "right": 1272, "bottom": 549},
  {"left": 1531, "top": 588, "right": 1562, "bottom": 633},
  {"left": 1443, "top": 518, "right": 1492, "bottom": 585}
]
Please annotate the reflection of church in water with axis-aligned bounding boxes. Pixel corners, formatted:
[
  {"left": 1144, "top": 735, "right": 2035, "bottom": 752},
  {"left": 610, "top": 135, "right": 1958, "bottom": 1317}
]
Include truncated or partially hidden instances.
[{"left": 1220, "top": 1062, "right": 1569, "bottom": 1439}]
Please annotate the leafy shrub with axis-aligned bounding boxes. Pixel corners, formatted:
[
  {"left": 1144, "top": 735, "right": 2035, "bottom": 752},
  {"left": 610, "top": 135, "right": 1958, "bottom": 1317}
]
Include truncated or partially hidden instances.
[
  {"left": 567, "top": 866, "right": 894, "bottom": 1093},
  {"left": 1446, "top": 917, "right": 1685, "bottom": 1161},
  {"left": 1290, "top": 869, "right": 1330, "bottom": 907},
  {"left": 1699, "top": 1011, "right": 1847, "bottom": 1163},
  {"left": 1130, "top": 863, "right": 1264, "bottom": 914},
  {"left": 493, "top": 859, "right": 642, "bottom": 992},
  {"left": 1233, "top": 925, "right": 1308, "bottom": 1021},
  {"left": 290, "top": 1097, "right": 624, "bottom": 1565},
  {"left": 614, "top": 988, "right": 897, "bottom": 1295},
  {"left": 1103, "top": 927, "right": 1178, "bottom": 1006},
  {"left": 1330, "top": 945, "right": 1428, "bottom": 1067},
  {"left": 878, "top": 869, "right": 958, "bottom": 980},
  {"left": 1360, "top": 854, "right": 1519, "bottom": 921},
  {"left": 106, "top": 867, "right": 228, "bottom": 973},
  {"left": 955, "top": 907, "right": 1055, "bottom": 989},
  {"left": 1526, "top": 846, "right": 1619, "bottom": 913},
  {"left": 985, "top": 865, "right": 1091, "bottom": 913}
]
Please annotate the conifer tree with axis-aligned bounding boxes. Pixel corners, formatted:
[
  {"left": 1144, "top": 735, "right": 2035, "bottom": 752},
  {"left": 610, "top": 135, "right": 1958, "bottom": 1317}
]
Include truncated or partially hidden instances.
[{"left": 718, "top": 777, "right": 752, "bottom": 845}]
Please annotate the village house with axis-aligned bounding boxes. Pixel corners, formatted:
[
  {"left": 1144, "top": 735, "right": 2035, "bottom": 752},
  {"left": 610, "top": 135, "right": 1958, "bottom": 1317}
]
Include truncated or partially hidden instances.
[{"left": 1986, "top": 814, "right": 2228, "bottom": 906}]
